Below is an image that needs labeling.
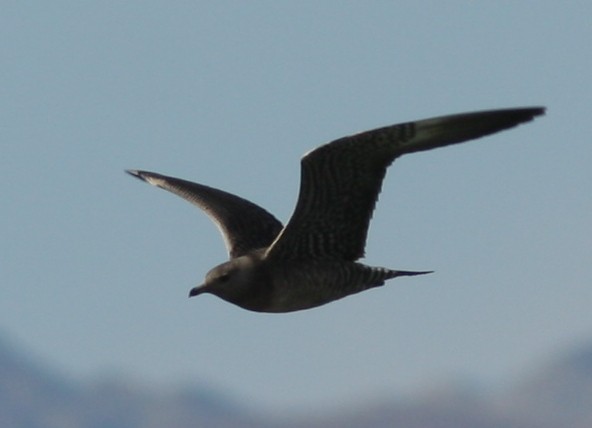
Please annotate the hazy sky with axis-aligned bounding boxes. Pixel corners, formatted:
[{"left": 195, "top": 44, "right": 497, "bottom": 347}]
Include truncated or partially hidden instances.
[{"left": 2, "top": 1, "right": 590, "bottom": 412}]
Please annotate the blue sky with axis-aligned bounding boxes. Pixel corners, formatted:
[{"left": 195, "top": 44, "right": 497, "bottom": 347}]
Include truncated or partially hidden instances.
[{"left": 2, "top": 1, "right": 590, "bottom": 411}]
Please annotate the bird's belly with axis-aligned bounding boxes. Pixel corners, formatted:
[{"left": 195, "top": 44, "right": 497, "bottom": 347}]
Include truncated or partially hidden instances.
[{"left": 262, "top": 262, "right": 370, "bottom": 313}]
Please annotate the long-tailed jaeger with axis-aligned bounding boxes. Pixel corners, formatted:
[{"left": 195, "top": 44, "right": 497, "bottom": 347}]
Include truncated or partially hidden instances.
[{"left": 127, "top": 107, "right": 545, "bottom": 313}]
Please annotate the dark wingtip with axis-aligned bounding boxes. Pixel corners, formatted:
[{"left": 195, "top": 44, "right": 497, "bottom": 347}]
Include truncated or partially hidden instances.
[
  {"left": 125, "top": 169, "right": 146, "bottom": 181},
  {"left": 519, "top": 106, "right": 546, "bottom": 120},
  {"left": 525, "top": 106, "right": 545, "bottom": 113}
]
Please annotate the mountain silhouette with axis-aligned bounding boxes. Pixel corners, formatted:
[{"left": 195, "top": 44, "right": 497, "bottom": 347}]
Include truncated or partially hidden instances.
[{"left": 1, "top": 333, "right": 591, "bottom": 428}]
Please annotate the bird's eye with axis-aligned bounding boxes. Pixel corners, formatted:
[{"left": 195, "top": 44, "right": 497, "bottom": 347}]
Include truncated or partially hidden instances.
[{"left": 219, "top": 273, "right": 230, "bottom": 283}]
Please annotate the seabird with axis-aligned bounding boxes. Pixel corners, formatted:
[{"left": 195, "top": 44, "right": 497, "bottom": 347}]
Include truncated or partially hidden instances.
[{"left": 127, "top": 107, "right": 545, "bottom": 312}]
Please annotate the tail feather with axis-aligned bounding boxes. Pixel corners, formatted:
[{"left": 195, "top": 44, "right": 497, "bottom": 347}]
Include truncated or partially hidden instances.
[
  {"left": 367, "top": 266, "right": 433, "bottom": 287},
  {"left": 388, "top": 269, "right": 434, "bottom": 279}
]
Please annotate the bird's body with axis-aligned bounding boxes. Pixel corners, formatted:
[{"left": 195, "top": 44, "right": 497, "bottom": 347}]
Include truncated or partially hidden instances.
[
  {"left": 198, "top": 250, "right": 419, "bottom": 312},
  {"left": 127, "top": 107, "right": 545, "bottom": 312}
]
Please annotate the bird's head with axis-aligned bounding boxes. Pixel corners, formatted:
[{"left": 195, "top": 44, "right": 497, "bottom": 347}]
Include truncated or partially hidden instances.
[{"left": 189, "top": 254, "right": 263, "bottom": 307}]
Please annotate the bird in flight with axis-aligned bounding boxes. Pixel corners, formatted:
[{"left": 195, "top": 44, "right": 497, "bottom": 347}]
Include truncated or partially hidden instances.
[{"left": 127, "top": 107, "right": 544, "bottom": 312}]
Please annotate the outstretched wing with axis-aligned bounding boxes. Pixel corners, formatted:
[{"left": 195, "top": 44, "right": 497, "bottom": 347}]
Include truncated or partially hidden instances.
[
  {"left": 266, "top": 107, "right": 545, "bottom": 262},
  {"left": 127, "top": 170, "right": 283, "bottom": 259}
]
